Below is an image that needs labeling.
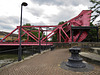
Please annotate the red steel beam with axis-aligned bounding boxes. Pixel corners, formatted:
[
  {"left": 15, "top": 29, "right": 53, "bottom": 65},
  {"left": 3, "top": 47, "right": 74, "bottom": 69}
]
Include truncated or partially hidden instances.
[
  {"left": 41, "top": 27, "right": 58, "bottom": 41},
  {"left": 27, "top": 30, "right": 38, "bottom": 32},
  {"left": 0, "top": 42, "right": 53, "bottom": 46},
  {"left": 22, "top": 28, "right": 38, "bottom": 42},
  {"left": 44, "top": 31, "right": 57, "bottom": 42},
  {"left": 29, "top": 32, "right": 39, "bottom": 40},
  {"left": 59, "top": 28, "right": 61, "bottom": 42},
  {"left": 27, "top": 35, "right": 29, "bottom": 42},
  {"left": 57, "top": 30, "right": 59, "bottom": 42},
  {"left": 18, "top": 25, "right": 58, "bottom": 28},
  {"left": 61, "top": 34, "right": 66, "bottom": 41},
  {"left": 18, "top": 28, "right": 20, "bottom": 42},
  {"left": 61, "top": 28, "right": 69, "bottom": 39},
  {"left": 14, "top": 32, "right": 26, "bottom": 42},
  {"left": 27, "top": 30, "right": 53, "bottom": 32},
  {"left": 61, "top": 10, "right": 92, "bottom": 28},
  {"left": 38, "top": 27, "right": 40, "bottom": 41}
]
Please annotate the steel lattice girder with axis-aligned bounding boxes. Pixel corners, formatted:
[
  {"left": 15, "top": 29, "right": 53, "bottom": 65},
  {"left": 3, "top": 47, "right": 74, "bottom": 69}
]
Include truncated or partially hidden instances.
[{"left": 0, "top": 10, "right": 92, "bottom": 46}]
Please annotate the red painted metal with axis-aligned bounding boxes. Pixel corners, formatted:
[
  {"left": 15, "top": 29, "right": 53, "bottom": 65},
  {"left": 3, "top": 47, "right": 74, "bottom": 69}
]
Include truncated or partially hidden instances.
[
  {"left": 41, "top": 27, "right": 58, "bottom": 41},
  {"left": 14, "top": 32, "right": 26, "bottom": 42},
  {"left": 61, "top": 34, "right": 66, "bottom": 42},
  {"left": 22, "top": 28, "right": 38, "bottom": 42},
  {"left": 61, "top": 28, "right": 69, "bottom": 39},
  {"left": 44, "top": 31, "right": 57, "bottom": 42},
  {"left": 20, "top": 25, "right": 58, "bottom": 28},
  {"left": 0, "top": 10, "right": 92, "bottom": 46},
  {"left": 38, "top": 27, "right": 40, "bottom": 42},
  {"left": 29, "top": 32, "right": 39, "bottom": 40},
  {"left": 0, "top": 42, "right": 53, "bottom": 46}
]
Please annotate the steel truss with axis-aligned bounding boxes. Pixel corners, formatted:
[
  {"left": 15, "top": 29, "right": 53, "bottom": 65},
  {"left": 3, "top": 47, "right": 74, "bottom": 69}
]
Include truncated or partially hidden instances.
[{"left": 0, "top": 10, "right": 92, "bottom": 46}]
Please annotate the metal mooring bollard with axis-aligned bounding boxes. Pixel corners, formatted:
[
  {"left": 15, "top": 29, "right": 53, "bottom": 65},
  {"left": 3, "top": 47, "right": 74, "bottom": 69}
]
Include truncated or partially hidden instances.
[
  {"left": 51, "top": 45, "right": 55, "bottom": 51},
  {"left": 66, "top": 47, "right": 86, "bottom": 68},
  {"left": 50, "top": 46, "right": 53, "bottom": 51}
]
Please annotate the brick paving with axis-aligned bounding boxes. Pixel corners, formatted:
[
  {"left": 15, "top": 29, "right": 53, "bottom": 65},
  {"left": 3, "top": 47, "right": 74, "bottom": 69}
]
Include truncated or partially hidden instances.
[{"left": 0, "top": 48, "right": 100, "bottom": 75}]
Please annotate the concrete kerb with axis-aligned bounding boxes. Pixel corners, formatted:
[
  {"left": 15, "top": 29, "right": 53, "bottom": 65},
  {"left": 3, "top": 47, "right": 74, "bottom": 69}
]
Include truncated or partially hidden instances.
[
  {"left": 0, "top": 49, "right": 51, "bottom": 71},
  {"left": 23, "top": 49, "right": 50, "bottom": 60}
]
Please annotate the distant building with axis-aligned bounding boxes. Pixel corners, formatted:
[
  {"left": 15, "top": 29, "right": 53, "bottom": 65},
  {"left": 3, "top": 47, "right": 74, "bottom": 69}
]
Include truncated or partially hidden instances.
[{"left": 0, "top": 31, "right": 18, "bottom": 42}]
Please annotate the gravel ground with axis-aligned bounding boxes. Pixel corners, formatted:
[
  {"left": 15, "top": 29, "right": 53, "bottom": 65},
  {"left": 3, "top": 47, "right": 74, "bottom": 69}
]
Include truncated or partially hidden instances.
[{"left": 0, "top": 48, "right": 100, "bottom": 75}]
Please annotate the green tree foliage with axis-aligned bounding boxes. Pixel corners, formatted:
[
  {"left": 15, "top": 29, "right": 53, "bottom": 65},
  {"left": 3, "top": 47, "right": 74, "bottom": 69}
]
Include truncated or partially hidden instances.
[
  {"left": 83, "top": 22, "right": 97, "bottom": 42},
  {"left": 23, "top": 23, "right": 35, "bottom": 30},
  {"left": 58, "top": 21, "right": 65, "bottom": 25},
  {"left": 83, "top": 29, "right": 97, "bottom": 42},
  {"left": 90, "top": 0, "right": 100, "bottom": 22},
  {"left": 23, "top": 23, "right": 31, "bottom": 26},
  {"left": 52, "top": 34, "right": 57, "bottom": 42}
]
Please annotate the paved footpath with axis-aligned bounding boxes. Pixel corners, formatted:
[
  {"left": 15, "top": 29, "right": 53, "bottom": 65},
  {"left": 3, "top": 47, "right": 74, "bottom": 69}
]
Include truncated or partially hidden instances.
[{"left": 0, "top": 49, "right": 100, "bottom": 75}]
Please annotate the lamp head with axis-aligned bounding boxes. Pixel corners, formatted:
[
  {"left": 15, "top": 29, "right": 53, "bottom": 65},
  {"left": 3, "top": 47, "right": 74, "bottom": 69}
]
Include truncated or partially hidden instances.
[{"left": 21, "top": 2, "right": 28, "bottom": 6}]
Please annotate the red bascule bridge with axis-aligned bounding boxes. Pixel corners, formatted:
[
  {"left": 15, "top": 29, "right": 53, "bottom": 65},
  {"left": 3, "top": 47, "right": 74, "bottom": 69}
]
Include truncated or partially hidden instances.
[{"left": 0, "top": 10, "right": 94, "bottom": 46}]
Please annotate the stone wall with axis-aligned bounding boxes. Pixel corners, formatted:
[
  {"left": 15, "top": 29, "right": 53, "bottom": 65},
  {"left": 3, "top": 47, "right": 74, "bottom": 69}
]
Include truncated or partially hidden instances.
[{"left": 54, "top": 42, "right": 100, "bottom": 51}]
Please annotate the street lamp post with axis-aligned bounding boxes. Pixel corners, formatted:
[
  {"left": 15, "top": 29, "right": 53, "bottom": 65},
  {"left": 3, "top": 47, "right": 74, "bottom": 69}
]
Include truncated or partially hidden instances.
[
  {"left": 46, "top": 27, "right": 47, "bottom": 49},
  {"left": 46, "top": 27, "right": 49, "bottom": 49},
  {"left": 39, "top": 38, "right": 41, "bottom": 53},
  {"left": 18, "top": 2, "right": 28, "bottom": 61}
]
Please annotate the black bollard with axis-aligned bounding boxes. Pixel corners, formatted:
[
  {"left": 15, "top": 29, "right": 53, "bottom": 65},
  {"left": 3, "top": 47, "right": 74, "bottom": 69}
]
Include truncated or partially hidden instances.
[
  {"left": 60, "top": 47, "right": 94, "bottom": 72},
  {"left": 66, "top": 47, "right": 86, "bottom": 68},
  {"left": 50, "top": 46, "right": 53, "bottom": 51},
  {"left": 51, "top": 45, "right": 55, "bottom": 51}
]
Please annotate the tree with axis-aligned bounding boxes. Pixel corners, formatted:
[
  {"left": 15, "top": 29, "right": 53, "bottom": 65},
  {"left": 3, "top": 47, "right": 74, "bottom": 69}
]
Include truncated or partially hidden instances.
[
  {"left": 58, "top": 21, "right": 65, "bottom": 25},
  {"left": 83, "top": 22, "right": 97, "bottom": 42},
  {"left": 90, "top": 0, "right": 100, "bottom": 23}
]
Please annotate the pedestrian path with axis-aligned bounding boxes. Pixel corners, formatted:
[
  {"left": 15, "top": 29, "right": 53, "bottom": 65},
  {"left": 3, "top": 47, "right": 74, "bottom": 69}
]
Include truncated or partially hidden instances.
[{"left": 0, "top": 49, "right": 100, "bottom": 75}]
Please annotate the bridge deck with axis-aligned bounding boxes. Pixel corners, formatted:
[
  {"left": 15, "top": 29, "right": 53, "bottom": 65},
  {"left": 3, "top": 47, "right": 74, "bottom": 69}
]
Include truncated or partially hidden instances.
[
  {"left": 0, "top": 49, "right": 100, "bottom": 75},
  {"left": 0, "top": 42, "right": 53, "bottom": 46}
]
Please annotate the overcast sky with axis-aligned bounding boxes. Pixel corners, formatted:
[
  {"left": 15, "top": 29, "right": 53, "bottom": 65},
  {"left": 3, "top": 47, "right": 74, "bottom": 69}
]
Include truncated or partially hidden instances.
[{"left": 0, "top": 0, "right": 99, "bottom": 32}]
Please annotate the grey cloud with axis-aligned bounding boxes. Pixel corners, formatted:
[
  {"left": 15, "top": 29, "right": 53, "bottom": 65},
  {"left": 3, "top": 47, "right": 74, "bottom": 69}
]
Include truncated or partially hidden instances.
[
  {"left": 31, "top": 21, "right": 46, "bottom": 25},
  {"left": 29, "top": 0, "right": 92, "bottom": 25},
  {"left": 0, "top": 24, "right": 14, "bottom": 30},
  {"left": 31, "top": 0, "right": 63, "bottom": 6},
  {"left": 27, "top": 8, "right": 44, "bottom": 17},
  {"left": 0, "top": 16, "right": 18, "bottom": 32},
  {"left": 22, "top": 18, "right": 30, "bottom": 25},
  {"left": 0, "top": 16, "right": 19, "bottom": 24},
  {"left": 70, "top": 0, "right": 92, "bottom": 6},
  {"left": 43, "top": 8, "right": 76, "bottom": 24},
  {"left": 0, "top": 16, "right": 29, "bottom": 25},
  {"left": 0, "top": 16, "right": 29, "bottom": 32},
  {"left": 31, "top": 0, "right": 91, "bottom": 6}
]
